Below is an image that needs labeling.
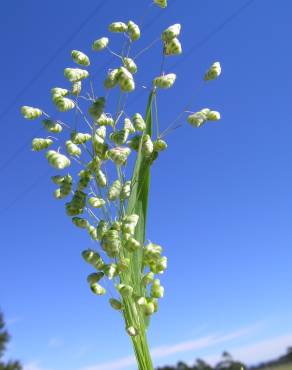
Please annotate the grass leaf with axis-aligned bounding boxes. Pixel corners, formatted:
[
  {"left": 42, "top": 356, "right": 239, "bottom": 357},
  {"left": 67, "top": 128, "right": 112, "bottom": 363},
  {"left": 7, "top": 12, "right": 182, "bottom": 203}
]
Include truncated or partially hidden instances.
[{"left": 126, "top": 91, "right": 154, "bottom": 301}]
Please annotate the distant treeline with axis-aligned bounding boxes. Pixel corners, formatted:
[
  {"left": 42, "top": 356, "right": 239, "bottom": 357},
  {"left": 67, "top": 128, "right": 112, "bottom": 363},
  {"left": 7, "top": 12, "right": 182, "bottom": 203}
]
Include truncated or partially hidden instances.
[{"left": 156, "top": 347, "right": 292, "bottom": 370}]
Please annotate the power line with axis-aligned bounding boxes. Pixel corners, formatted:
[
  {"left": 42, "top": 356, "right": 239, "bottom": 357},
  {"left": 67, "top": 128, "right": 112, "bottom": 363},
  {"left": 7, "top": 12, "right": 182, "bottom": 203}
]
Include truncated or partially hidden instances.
[
  {"left": 128, "top": 0, "right": 256, "bottom": 106},
  {"left": 3, "top": 0, "right": 255, "bottom": 213},
  {"left": 170, "top": 0, "right": 256, "bottom": 71},
  {"left": 0, "top": 0, "right": 177, "bottom": 172},
  {"left": 0, "top": 170, "right": 50, "bottom": 214},
  {"left": 0, "top": 0, "right": 108, "bottom": 124},
  {"left": 0, "top": 127, "right": 43, "bottom": 172}
]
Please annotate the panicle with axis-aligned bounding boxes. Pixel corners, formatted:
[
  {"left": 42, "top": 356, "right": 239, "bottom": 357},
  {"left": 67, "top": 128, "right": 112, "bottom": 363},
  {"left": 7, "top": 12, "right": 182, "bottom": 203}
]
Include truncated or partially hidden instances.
[
  {"left": 72, "top": 217, "right": 89, "bottom": 229},
  {"left": 132, "top": 113, "right": 146, "bottom": 131},
  {"left": 72, "top": 81, "right": 82, "bottom": 96},
  {"left": 123, "top": 58, "right": 138, "bottom": 74},
  {"left": 71, "top": 50, "right": 90, "bottom": 67},
  {"left": 87, "top": 272, "right": 104, "bottom": 284},
  {"left": 150, "top": 279, "right": 164, "bottom": 298},
  {"left": 142, "top": 134, "right": 154, "bottom": 157},
  {"left": 187, "top": 108, "right": 220, "bottom": 127},
  {"left": 90, "top": 283, "right": 106, "bottom": 295},
  {"left": 118, "top": 67, "right": 135, "bottom": 92},
  {"left": 96, "top": 113, "right": 114, "bottom": 127},
  {"left": 204, "top": 62, "right": 222, "bottom": 81},
  {"left": 71, "top": 132, "right": 91, "bottom": 144},
  {"left": 109, "top": 298, "right": 123, "bottom": 310},
  {"left": 104, "top": 69, "right": 120, "bottom": 89},
  {"left": 127, "top": 21, "right": 141, "bottom": 41},
  {"left": 88, "top": 97, "right": 106, "bottom": 121},
  {"left": 122, "top": 214, "right": 139, "bottom": 234},
  {"left": 46, "top": 150, "right": 71, "bottom": 169},
  {"left": 103, "top": 263, "right": 118, "bottom": 279},
  {"left": 108, "top": 180, "right": 122, "bottom": 201},
  {"left": 123, "top": 118, "right": 135, "bottom": 133},
  {"left": 95, "top": 169, "right": 107, "bottom": 187},
  {"left": 108, "top": 147, "right": 131, "bottom": 166},
  {"left": 118, "top": 284, "right": 133, "bottom": 297},
  {"left": 92, "top": 37, "right": 109, "bottom": 51},
  {"left": 162, "top": 24, "right": 181, "bottom": 42},
  {"left": 64, "top": 68, "right": 89, "bottom": 82},
  {"left": 101, "top": 229, "right": 121, "bottom": 257},
  {"left": 88, "top": 197, "right": 106, "bottom": 208},
  {"left": 154, "top": 0, "right": 167, "bottom": 8},
  {"left": 21, "top": 106, "right": 42, "bottom": 120},
  {"left": 153, "top": 73, "right": 176, "bottom": 89},
  {"left": 43, "top": 119, "right": 63, "bottom": 133},
  {"left": 153, "top": 139, "right": 167, "bottom": 152},
  {"left": 65, "top": 140, "right": 81, "bottom": 157},
  {"left": 54, "top": 97, "right": 75, "bottom": 112},
  {"left": 32, "top": 138, "right": 53, "bottom": 151},
  {"left": 96, "top": 220, "right": 109, "bottom": 240},
  {"left": 164, "top": 38, "right": 182, "bottom": 56},
  {"left": 109, "top": 22, "right": 128, "bottom": 33},
  {"left": 120, "top": 181, "right": 131, "bottom": 200}
]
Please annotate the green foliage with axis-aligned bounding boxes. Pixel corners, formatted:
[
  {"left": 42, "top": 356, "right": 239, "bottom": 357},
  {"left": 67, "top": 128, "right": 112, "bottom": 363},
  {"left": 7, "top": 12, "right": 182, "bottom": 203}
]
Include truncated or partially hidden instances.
[{"left": 0, "top": 311, "right": 22, "bottom": 370}]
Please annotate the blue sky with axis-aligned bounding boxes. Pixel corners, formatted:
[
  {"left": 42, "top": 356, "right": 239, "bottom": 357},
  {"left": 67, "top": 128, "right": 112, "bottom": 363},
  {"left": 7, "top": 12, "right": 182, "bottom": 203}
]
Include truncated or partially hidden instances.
[{"left": 1, "top": 0, "right": 292, "bottom": 369}]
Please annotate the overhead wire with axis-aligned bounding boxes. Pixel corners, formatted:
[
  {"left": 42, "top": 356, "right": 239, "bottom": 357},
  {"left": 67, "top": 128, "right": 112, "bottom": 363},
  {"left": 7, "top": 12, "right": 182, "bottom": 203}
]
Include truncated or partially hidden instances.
[
  {"left": 0, "top": 0, "right": 177, "bottom": 173},
  {"left": 1, "top": 0, "right": 255, "bottom": 213}
]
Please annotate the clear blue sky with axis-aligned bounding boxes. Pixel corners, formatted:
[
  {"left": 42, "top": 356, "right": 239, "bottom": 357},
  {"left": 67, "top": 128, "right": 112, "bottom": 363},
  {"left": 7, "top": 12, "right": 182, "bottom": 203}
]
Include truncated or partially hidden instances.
[{"left": 1, "top": 1, "right": 292, "bottom": 369}]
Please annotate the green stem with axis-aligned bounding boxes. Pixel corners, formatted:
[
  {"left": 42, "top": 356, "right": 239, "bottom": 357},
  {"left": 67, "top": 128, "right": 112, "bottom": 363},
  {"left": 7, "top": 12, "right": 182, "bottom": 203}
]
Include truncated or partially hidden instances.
[{"left": 122, "top": 297, "right": 154, "bottom": 370}]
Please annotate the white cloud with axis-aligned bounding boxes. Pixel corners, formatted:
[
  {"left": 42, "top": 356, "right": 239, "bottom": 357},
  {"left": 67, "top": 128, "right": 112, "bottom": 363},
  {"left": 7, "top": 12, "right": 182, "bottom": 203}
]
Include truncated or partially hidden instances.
[
  {"left": 48, "top": 337, "right": 64, "bottom": 348},
  {"left": 23, "top": 362, "right": 51, "bottom": 370},
  {"left": 79, "top": 324, "right": 257, "bottom": 370},
  {"left": 205, "top": 333, "right": 292, "bottom": 365}
]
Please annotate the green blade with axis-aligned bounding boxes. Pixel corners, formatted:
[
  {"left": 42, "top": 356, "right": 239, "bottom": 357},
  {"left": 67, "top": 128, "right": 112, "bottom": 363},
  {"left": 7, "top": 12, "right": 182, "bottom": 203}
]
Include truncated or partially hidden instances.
[{"left": 126, "top": 91, "right": 154, "bottom": 300}]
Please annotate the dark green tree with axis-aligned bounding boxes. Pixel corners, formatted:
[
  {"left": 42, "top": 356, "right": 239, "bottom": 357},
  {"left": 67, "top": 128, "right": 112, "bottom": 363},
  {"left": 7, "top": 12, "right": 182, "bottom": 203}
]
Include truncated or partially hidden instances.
[
  {"left": 215, "top": 351, "right": 245, "bottom": 370},
  {"left": 0, "top": 311, "right": 22, "bottom": 370}
]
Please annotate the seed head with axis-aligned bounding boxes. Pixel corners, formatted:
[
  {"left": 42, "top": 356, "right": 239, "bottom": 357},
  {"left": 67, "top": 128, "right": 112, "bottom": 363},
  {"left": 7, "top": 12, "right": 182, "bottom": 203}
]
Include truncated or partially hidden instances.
[
  {"left": 88, "top": 197, "right": 106, "bottom": 208},
  {"left": 133, "top": 113, "right": 146, "bottom": 131},
  {"left": 64, "top": 68, "right": 89, "bottom": 82},
  {"left": 21, "top": 106, "right": 42, "bottom": 120},
  {"left": 127, "top": 21, "right": 141, "bottom": 41},
  {"left": 54, "top": 97, "right": 75, "bottom": 112},
  {"left": 207, "top": 111, "right": 221, "bottom": 121},
  {"left": 118, "top": 67, "right": 135, "bottom": 92},
  {"left": 87, "top": 272, "right": 104, "bottom": 284},
  {"left": 109, "top": 298, "right": 123, "bottom": 310},
  {"left": 71, "top": 81, "right": 82, "bottom": 96},
  {"left": 204, "top": 62, "right": 222, "bottom": 81},
  {"left": 92, "top": 37, "right": 109, "bottom": 51},
  {"left": 71, "top": 132, "right": 91, "bottom": 144},
  {"left": 32, "top": 138, "right": 53, "bottom": 151},
  {"left": 120, "top": 181, "right": 131, "bottom": 200},
  {"left": 164, "top": 38, "right": 182, "bottom": 56},
  {"left": 108, "top": 147, "right": 131, "bottom": 166},
  {"left": 154, "top": 139, "right": 167, "bottom": 152},
  {"left": 65, "top": 140, "right": 81, "bottom": 157},
  {"left": 95, "top": 169, "right": 107, "bottom": 187},
  {"left": 72, "top": 217, "right": 89, "bottom": 229},
  {"left": 43, "top": 119, "right": 63, "bottom": 133},
  {"left": 108, "top": 180, "right": 122, "bottom": 201},
  {"left": 46, "top": 150, "right": 71, "bottom": 170},
  {"left": 104, "top": 69, "right": 120, "bottom": 89},
  {"left": 162, "top": 24, "right": 181, "bottom": 42},
  {"left": 153, "top": 73, "right": 176, "bottom": 89},
  {"left": 154, "top": 0, "right": 167, "bottom": 8},
  {"left": 109, "top": 22, "right": 128, "bottom": 33},
  {"left": 71, "top": 50, "right": 90, "bottom": 67},
  {"left": 123, "top": 57, "right": 138, "bottom": 74},
  {"left": 90, "top": 283, "right": 106, "bottom": 295},
  {"left": 118, "top": 284, "right": 133, "bottom": 298}
]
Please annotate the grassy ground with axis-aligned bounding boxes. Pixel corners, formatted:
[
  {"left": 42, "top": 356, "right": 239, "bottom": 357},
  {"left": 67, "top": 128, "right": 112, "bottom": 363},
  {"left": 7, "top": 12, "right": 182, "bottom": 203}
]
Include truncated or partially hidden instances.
[{"left": 261, "top": 364, "right": 292, "bottom": 370}]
